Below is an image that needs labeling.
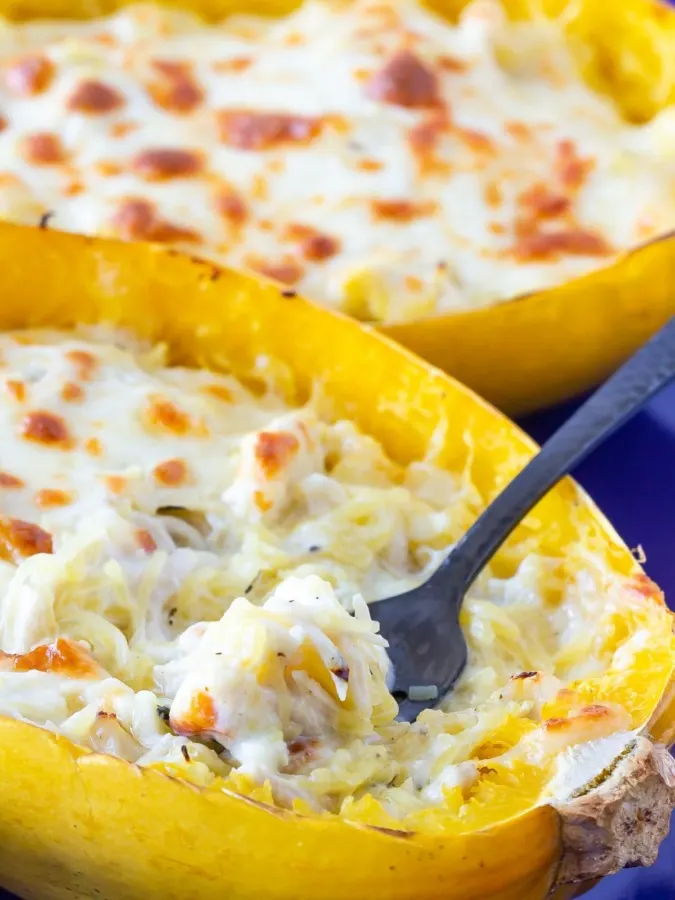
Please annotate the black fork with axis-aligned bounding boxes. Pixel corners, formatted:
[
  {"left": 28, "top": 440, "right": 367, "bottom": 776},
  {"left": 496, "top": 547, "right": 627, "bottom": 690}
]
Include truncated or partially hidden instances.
[{"left": 373, "top": 317, "right": 675, "bottom": 722}]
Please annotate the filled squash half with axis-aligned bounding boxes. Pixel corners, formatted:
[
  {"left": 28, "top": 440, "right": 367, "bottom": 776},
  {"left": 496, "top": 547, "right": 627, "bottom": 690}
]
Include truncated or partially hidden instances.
[
  {"left": 0, "top": 0, "right": 670, "bottom": 413},
  {"left": 384, "top": 0, "right": 675, "bottom": 412},
  {"left": 0, "top": 223, "right": 671, "bottom": 900}
]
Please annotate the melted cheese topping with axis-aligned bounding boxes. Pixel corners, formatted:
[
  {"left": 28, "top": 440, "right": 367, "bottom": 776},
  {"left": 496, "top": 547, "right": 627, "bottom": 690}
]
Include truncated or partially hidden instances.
[
  {"left": 0, "top": 0, "right": 672, "bottom": 321},
  {"left": 0, "top": 328, "right": 672, "bottom": 828}
]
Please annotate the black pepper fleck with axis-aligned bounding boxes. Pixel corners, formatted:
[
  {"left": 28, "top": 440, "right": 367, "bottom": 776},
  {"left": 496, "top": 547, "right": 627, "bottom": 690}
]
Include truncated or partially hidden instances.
[
  {"left": 39, "top": 211, "right": 55, "bottom": 230},
  {"left": 245, "top": 572, "right": 262, "bottom": 594},
  {"left": 181, "top": 745, "right": 191, "bottom": 762}
]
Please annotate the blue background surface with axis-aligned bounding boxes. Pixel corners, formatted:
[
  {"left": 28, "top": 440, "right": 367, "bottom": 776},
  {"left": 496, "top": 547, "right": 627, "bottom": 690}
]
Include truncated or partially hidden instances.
[{"left": 522, "top": 386, "right": 675, "bottom": 900}]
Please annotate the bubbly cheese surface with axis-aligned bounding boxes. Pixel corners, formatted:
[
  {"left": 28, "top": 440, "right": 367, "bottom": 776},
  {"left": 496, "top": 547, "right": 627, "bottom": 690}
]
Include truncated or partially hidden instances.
[
  {"left": 0, "top": 0, "right": 672, "bottom": 321},
  {"left": 0, "top": 328, "right": 672, "bottom": 828}
]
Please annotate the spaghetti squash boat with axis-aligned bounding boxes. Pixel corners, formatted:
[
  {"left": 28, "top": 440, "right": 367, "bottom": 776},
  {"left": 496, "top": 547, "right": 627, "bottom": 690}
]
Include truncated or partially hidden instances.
[
  {"left": 0, "top": 0, "right": 672, "bottom": 411},
  {"left": 0, "top": 223, "right": 672, "bottom": 900}
]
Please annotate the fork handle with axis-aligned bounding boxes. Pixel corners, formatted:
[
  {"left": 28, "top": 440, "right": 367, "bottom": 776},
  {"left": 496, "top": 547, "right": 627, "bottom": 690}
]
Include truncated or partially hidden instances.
[{"left": 448, "top": 316, "right": 675, "bottom": 591}]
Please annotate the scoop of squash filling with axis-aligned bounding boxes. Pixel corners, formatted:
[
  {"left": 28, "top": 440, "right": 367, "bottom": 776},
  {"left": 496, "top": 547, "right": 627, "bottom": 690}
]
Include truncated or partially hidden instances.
[{"left": 0, "top": 327, "right": 670, "bottom": 833}]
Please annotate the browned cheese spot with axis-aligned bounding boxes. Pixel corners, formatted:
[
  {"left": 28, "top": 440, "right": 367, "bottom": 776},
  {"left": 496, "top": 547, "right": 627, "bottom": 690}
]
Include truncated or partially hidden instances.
[
  {"left": 67, "top": 80, "right": 125, "bottom": 114},
  {"left": 66, "top": 349, "right": 97, "bottom": 381},
  {"left": 370, "top": 199, "right": 437, "bottom": 222},
  {"left": 627, "top": 572, "right": 665, "bottom": 605},
  {"left": 131, "top": 148, "right": 204, "bottom": 181},
  {"left": 247, "top": 258, "right": 305, "bottom": 286},
  {"left": 0, "top": 517, "right": 53, "bottom": 563},
  {"left": 61, "top": 381, "right": 85, "bottom": 403},
  {"left": 0, "top": 638, "right": 98, "bottom": 677},
  {"left": 153, "top": 458, "right": 189, "bottom": 486},
  {"left": 148, "top": 61, "right": 204, "bottom": 114},
  {"left": 20, "top": 132, "right": 66, "bottom": 165},
  {"left": 366, "top": 50, "right": 441, "bottom": 109},
  {"left": 407, "top": 113, "right": 450, "bottom": 174},
  {"left": 254, "top": 431, "right": 300, "bottom": 478},
  {"left": 437, "top": 54, "right": 468, "bottom": 74},
  {"left": 135, "top": 528, "right": 158, "bottom": 553},
  {"left": 111, "top": 198, "right": 200, "bottom": 244},
  {"left": 556, "top": 139, "right": 594, "bottom": 192},
  {"left": 217, "top": 109, "right": 323, "bottom": 150},
  {"left": 212, "top": 56, "right": 252, "bottom": 73},
  {"left": 144, "top": 396, "right": 207, "bottom": 437},
  {"left": 283, "top": 223, "right": 340, "bottom": 261},
  {"left": 5, "top": 55, "right": 54, "bottom": 96},
  {"left": 356, "top": 158, "right": 383, "bottom": 172},
  {"left": 214, "top": 188, "right": 248, "bottom": 226},
  {"left": 518, "top": 184, "right": 571, "bottom": 220},
  {"left": 20, "top": 410, "right": 72, "bottom": 449},
  {"left": 5, "top": 379, "right": 26, "bottom": 402},
  {"left": 105, "top": 475, "right": 127, "bottom": 495},
  {"left": 201, "top": 384, "right": 234, "bottom": 403},
  {"left": 109, "top": 121, "right": 138, "bottom": 139},
  {"left": 513, "top": 229, "right": 612, "bottom": 262},
  {"left": 35, "top": 488, "right": 72, "bottom": 508},
  {"left": 171, "top": 691, "right": 217, "bottom": 735},
  {"left": 0, "top": 472, "right": 23, "bottom": 489},
  {"left": 84, "top": 437, "right": 103, "bottom": 457}
]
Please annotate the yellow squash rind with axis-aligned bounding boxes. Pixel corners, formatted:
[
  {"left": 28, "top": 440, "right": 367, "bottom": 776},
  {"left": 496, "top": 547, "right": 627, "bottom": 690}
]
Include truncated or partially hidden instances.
[
  {"left": 0, "top": 719, "right": 561, "bottom": 900},
  {"left": 384, "top": 233, "right": 675, "bottom": 415}
]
